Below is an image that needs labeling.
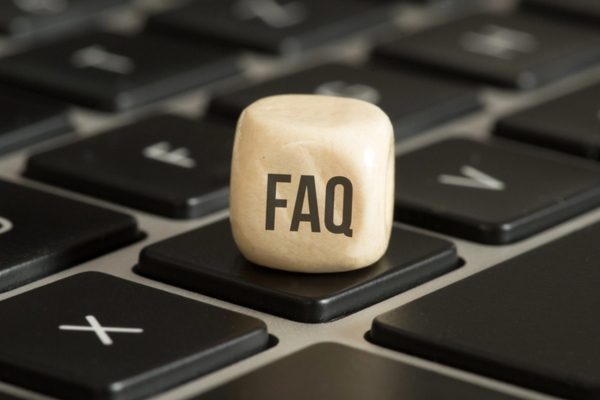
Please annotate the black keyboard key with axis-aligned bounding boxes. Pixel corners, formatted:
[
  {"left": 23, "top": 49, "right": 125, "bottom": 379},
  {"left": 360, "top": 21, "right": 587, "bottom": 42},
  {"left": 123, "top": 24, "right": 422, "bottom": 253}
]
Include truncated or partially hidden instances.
[
  {"left": 495, "top": 83, "right": 600, "bottom": 160},
  {"left": 0, "top": 179, "right": 140, "bottom": 293},
  {"left": 0, "top": 0, "right": 128, "bottom": 39},
  {"left": 136, "top": 219, "right": 459, "bottom": 323},
  {"left": 0, "top": 85, "right": 70, "bottom": 156},
  {"left": 394, "top": 138, "right": 600, "bottom": 244},
  {"left": 24, "top": 115, "right": 234, "bottom": 219},
  {"left": 195, "top": 343, "right": 524, "bottom": 400},
  {"left": 0, "top": 32, "right": 240, "bottom": 111},
  {"left": 209, "top": 64, "right": 481, "bottom": 140},
  {"left": 371, "top": 220, "right": 600, "bottom": 400},
  {"left": 148, "top": 0, "right": 394, "bottom": 55},
  {"left": 374, "top": 13, "right": 600, "bottom": 89},
  {"left": 522, "top": 0, "right": 600, "bottom": 25},
  {"left": 0, "top": 272, "right": 269, "bottom": 400}
]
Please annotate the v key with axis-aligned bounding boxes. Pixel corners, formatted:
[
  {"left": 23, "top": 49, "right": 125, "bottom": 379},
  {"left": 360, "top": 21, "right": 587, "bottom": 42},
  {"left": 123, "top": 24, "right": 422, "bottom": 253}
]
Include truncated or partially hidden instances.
[
  {"left": 438, "top": 166, "right": 505, "bottom": 191},
  {"left": 395, "top": 139, "right": 600, "bottom": 244}
]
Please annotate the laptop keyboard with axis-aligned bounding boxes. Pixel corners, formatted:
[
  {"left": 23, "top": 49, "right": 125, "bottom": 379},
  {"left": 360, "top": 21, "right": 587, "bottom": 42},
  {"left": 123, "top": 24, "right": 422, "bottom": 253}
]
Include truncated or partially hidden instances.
[
  {"left": 0, "top": 0, "right": 599, "bottom": 399},
  {"left": 136, "top": 218, "right": 460, "bottom": 323},
  {"left": 373, "top": 12, "right": 600, "bottom": 89},
  {"left": 0, "top": 31, "right": 242, "bottom": 111},
  {"left": 23, "top": 115, "right": 234, "bottom": 218},
  {"left": 145, "top": 0, "right": 395, "bottom": 55},
  {"left": 0, "top": 85, "right": 70, "bottom": 156},
  {"left": 370, "top": 219, "right": 600, "bottom": 400},
  {"left": 207, "top": 62, "right": 482, "bottom": 140},
  {"left": 494, "top": 82, "right": 600, "bottom": 159}
]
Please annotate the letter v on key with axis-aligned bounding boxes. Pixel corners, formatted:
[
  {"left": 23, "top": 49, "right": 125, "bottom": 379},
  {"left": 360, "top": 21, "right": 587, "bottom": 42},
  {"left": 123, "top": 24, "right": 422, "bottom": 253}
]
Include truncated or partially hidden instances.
[
  {"left": 438, "top": 166, "right": 505, "bottom": 191},
  {"left": 0, "top": 217, "right": 13, "bottom": 235}
]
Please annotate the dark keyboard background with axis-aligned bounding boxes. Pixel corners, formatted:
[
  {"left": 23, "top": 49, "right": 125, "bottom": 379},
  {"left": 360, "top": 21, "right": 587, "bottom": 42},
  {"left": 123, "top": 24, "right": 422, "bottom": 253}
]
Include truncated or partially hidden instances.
[{"left": 1, "top": 0, "right": 599, "bottom": 399}]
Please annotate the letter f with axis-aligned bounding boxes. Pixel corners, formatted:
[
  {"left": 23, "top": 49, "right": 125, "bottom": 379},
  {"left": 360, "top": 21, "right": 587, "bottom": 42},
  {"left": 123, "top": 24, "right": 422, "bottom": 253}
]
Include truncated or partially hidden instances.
[{"left": 265, "top": 174, "right": 291, "bottom": 230}]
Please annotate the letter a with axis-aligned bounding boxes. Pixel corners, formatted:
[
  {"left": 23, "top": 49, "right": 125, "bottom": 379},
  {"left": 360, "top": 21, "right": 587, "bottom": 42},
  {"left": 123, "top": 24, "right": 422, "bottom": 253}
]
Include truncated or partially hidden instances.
[{"left": 290, "top": 175, "right": 320, "bottom": 232}]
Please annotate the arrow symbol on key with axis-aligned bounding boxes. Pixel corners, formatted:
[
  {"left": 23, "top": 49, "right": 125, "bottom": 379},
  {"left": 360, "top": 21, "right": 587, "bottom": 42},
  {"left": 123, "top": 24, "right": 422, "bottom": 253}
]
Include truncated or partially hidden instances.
[
  {"left": 0, "top": 216, "right": 12, "bottom": 235},
  {"left": 438, "top": 166, "right": 505, "bottom": 191}
]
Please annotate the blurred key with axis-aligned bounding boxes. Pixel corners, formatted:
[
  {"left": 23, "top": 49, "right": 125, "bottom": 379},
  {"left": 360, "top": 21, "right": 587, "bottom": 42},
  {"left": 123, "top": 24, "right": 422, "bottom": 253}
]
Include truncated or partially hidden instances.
[
  {"left": 395, "top": 138, "right": 600, "bottom": 244},
  {"left": 24, "top": 115, "right": 234, "bottom": 219},
  {"left": 495, "top": 83, "right": 600, "bottom": 160},
  {"left": 0, "top": 85, "right": 70, "bottom": 156},
  {"left": 375, "top": 13, "right": 600, "bottom": 89},
  {"left": 147, "top": 0, "right": 395, "bottom": 55},
  {"left": 0, "top": 179, "right": 140, "bottom": 293},
  {"left": 195, "top": 343, "right": 524, "bottom": 400},
  {"left": 209, "top": 64, "right": 481, "bottom": 140},
  {"left": 0, "top": 32, "right": 241, "bottom": 111},
  {"left": 371, "top": 220, "right": 600, "bottom": 400},
  {"left": 137, "top": 219, "right": 459, "bottom": 323},
  {"left": 522, "top": 0, "right": 600, "bottom": 25},
  {"left": 0, "top": 0, "right": 129, "bottom": 39}
]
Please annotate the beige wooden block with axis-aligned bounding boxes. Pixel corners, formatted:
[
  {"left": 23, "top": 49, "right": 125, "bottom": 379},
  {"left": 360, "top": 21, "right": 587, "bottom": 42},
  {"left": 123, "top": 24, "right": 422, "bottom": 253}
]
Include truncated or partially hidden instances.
[{"left": 230, "top": 94, "right": 394, "bottom": 273}]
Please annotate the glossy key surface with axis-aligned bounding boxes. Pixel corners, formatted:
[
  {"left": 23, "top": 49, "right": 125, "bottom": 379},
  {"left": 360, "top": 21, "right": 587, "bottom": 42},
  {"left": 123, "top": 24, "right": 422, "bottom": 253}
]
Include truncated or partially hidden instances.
[
  {"left": 371, "top": 220, "right": 600, "bottom": 400},
  {"left": 195, "top": 343, "right": 524, "bottom": 400},
  {"left": 209, "top": 63, "right": 481, "bottom": 140},
  {"left": 0, "top": 32, "right": 240, "bottom": 111},
  {"left": 495, "top": 83, "right": 600, "bottom": 160},
  {"left": 0, "top": 85, "right": 70, "bottom": 156},
  {"left": 375, "top": 13, "right": 600, "bottom": 89},
  {"left": 137, "top": 219, "right": 459, "bottom": 323},
  {"left": 0, "top": 179, "right": 140, "bottom": 293},
  {"left": 0, "top": 272, "right": 269, "bottom": 400},
  {"left": 394, "top": 138, "right": 600, "bottom": 244},
  {"left": 148, "top": 0, "right": 394, "bottom": 55},
  {"left": 24, "top": 115, "right": 234, "bottom": 219}
]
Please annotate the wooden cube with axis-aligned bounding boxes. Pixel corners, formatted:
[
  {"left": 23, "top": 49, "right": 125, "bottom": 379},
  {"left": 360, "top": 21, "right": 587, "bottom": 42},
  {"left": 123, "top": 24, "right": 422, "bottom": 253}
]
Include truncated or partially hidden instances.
[{"left": 230, "top": 95, "right": 394, "bottom": 273}]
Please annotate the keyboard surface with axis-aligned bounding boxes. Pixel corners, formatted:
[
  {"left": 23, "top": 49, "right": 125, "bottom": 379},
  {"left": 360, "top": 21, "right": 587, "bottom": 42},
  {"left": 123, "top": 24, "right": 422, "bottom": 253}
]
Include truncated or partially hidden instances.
[{"left": 1, "top": 0, "right": 600, "bottom": 399}]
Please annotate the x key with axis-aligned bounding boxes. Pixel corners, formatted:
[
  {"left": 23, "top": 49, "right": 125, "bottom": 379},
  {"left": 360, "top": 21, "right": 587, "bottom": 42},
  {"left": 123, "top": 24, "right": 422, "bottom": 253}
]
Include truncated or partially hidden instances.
[
  {"left": 0, "top": 273, "right": 269, "bottom": 400},
  {"left": 59, "top": 315, "right": 143, "bottom": 346}
]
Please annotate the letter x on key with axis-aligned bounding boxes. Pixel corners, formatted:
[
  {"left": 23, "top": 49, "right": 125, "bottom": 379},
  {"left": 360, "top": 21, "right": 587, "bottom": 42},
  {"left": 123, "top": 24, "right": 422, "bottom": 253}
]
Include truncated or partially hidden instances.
[{"left": 59, "top": 315, "right": 143, "bottom": 346}]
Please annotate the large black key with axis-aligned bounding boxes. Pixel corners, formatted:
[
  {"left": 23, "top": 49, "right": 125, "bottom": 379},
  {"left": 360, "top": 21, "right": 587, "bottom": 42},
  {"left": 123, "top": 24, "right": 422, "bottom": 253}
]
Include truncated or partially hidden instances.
[
  {"left": 0, "top": 85, "right": 70, "bottom": 156},
  {"left": 374, "top": 13, "right": 600, "bottom": 89},
  {"left": 136, "top": 219, "right": 459, "bottom": 323},
  {"left": 0, "top": 179, "right": 140, "bottom": 293},
  {"left": 0, "top": 272, "right": 268, "bottom": 400},
  {"left": 0, "top": 0, "right": 128, "bottom": 39},
  {"left": 195, "top": 343, "right": 524, "bottom": 400},
  {"left": 209, "top": 63, "right": 481, "bottom": 140},
  {"left": 0, "top": 32, "right": 240, "bottom": 111},
  {"left": 371, "top": 221, "right": 600, "bottom": 400},
  {"left": 522, "top": 0, "right": 600, "bottom": 25},
  {"left": 24, "top": 115, "right": 234, "bottom": 219},
  {"left": 495, "top": 83, "right": 600, "bottom": 160},
  {"left": 395, "top": 138, "right": 600, "bottom": 244},
  {"left": 148, "top": 0, "right": 394, "bottom": 55}
]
